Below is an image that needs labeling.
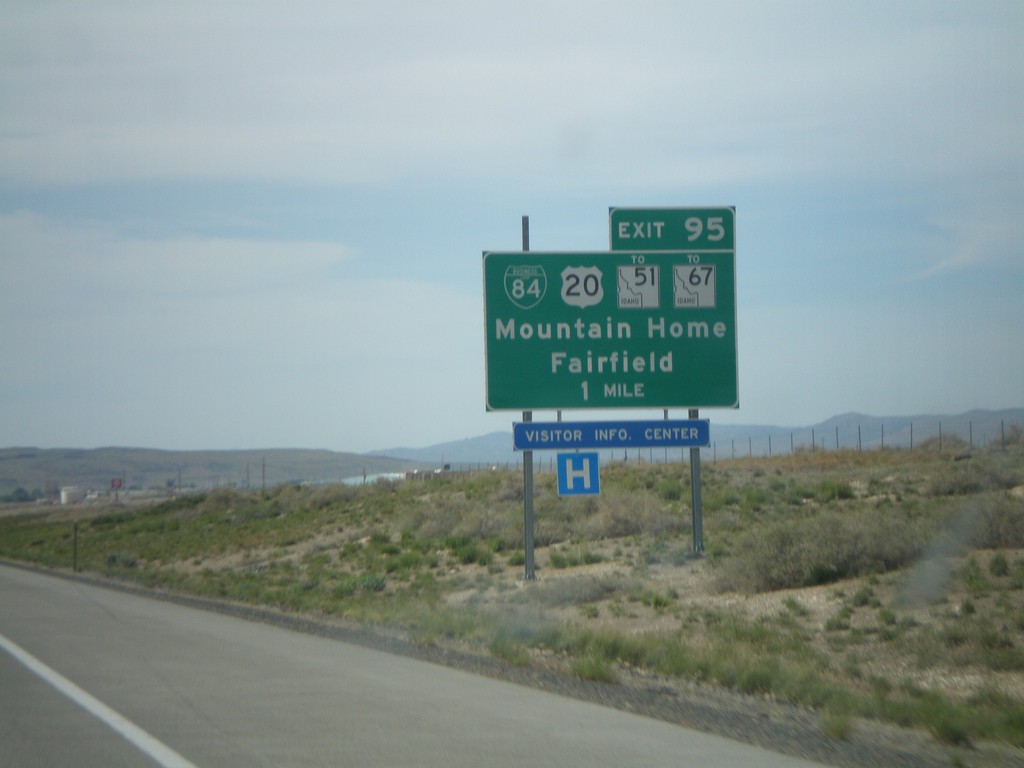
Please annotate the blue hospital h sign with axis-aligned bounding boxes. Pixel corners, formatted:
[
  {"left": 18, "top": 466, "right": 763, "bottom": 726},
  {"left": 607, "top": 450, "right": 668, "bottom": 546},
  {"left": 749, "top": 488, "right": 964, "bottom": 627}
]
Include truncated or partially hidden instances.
[{"left": 557, "top": 452, "right": 601, "bottom": 496}]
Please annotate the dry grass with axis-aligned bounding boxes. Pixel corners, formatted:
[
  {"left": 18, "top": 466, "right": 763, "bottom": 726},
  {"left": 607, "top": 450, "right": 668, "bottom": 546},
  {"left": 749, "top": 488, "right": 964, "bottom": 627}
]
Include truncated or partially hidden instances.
[{"left": 3, "top": 439, "right": 1024, "bottom": 749}]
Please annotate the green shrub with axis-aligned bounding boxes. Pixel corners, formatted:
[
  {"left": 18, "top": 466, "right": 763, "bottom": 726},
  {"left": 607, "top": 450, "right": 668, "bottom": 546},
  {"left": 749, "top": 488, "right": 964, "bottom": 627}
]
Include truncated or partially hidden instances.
[
  {"left": 571, "top": 654, "right": 618, "bottom": 683},
  {"left": 631, "top": 588, "right": 674, "bottom": 611},
  {"left": 851, "top": 587, "right": 879, "bottom": 608},
  {"left": 741, "top": 486, "right": 770, "bottom": 511},
  {"left": 716, "top": 508, "right": 929, "bottom": 592},
  {"left": 657, "top": 479, "right": 683, "bottom": 501},
  {"left": 958, "top": 558, "right": 991, "bottom": 594},
  {"left": 333, "top": 579, "right": 358, "bottom": 598},
  {"left": 821, "top": 707, "right": 854, "bottom": 741},
  {"left": 443, "top": 535, "right": 474, "bottom": 550},
  {"left": 968, "top": 497, "right": 1024, "bottom": 548},
  {"left": 815, "top": 479, "right": 855, "bottom": 502},
  {"left": 384, "top": 551, "right": 424, "bottom": 573},
  {"left": 549, "top": 543, "right": 604, "bottom": 569},
  {"left": 452, "top": 543, "right": 492, "bottom": 566},
  {"left": 990, "top": 552, "right": 1010, "bottom": 577},
  {"left": 357, "top": 573, "right": 387, "bottom": 592},
  {"left": 825, "top": 607, "right": 852, "bottom": 632},
  {"left": 782, "top": 597, "right": 810, "bottom": 617},
  {"left": 105, "top": 551, "right": 138, "bottom": 568}
]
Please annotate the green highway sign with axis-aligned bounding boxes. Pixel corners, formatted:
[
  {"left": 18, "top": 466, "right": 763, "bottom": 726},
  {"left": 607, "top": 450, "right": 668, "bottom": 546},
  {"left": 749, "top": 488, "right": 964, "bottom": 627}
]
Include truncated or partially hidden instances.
[
  {"left": 483, "top": 250, "right": 737, "bottom": 410},
  {"left": 610, "top": 206, "right": 735, "bottom": 251}
]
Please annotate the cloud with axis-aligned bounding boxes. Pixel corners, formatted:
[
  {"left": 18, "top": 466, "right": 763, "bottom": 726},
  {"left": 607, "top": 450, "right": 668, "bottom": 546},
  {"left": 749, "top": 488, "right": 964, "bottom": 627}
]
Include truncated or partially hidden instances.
[
  {"left": 0, "top": 211, "right": 478, "bottom": 379},
  {"left": 0, "top": 211, "right": 350, "bottom": 309},
  {"left": 2, "top": 2, "right": 1020, "bottom": 450},
  {"left": 3, "top": 3, "right": 1019, "bottom": 191},
  {"left": 904, "top": 202, "right": 1024, "bottom": 281},
  {"left": 0, "top": 211, "right": 484, "bottom": 449},
  {"left": 729, "top": 287, "right": 1024, "bottom": 428}
]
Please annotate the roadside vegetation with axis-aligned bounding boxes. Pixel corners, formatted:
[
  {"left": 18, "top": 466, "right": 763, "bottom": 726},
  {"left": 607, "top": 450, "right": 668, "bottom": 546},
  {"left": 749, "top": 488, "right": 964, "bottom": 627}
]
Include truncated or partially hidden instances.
[{"left": 2, "top": 432, "right": 1024, "bottom": 752}]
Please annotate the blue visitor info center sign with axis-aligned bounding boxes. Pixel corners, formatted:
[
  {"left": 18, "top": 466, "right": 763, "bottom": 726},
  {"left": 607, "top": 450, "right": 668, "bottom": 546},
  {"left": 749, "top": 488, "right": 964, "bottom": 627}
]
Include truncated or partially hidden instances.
[{"left": 513, "top": 419, "right": 709, "bottom": 451}]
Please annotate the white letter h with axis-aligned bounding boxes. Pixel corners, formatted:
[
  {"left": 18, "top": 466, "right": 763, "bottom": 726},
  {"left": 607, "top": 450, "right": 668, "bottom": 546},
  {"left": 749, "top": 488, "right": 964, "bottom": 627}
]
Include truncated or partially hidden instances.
[{"left": 566, "top": 457, "right": 592, "bottom": 490}]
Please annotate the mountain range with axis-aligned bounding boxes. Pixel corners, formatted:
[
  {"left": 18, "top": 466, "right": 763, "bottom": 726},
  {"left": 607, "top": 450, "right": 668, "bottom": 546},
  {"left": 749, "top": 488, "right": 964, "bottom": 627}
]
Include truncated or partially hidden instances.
[
  {"left": 2, "top": 408, "right": 1021, "bottom": 497},
  {"left": 0, "top": 448, "right": 429, "bottom": 498}
]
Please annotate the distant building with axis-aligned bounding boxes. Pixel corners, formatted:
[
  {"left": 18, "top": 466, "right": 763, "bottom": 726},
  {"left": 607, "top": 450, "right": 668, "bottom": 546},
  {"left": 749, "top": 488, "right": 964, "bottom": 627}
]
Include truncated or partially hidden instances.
[{"left": 60, "top": 486, "right": 86, "bottom": 505}]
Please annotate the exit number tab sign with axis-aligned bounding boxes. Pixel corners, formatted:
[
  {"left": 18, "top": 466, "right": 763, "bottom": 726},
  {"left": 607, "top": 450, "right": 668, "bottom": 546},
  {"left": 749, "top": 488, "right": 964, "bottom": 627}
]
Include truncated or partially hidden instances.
[{"left": 610, "top": 207, "right": 735, "bottom": 251}]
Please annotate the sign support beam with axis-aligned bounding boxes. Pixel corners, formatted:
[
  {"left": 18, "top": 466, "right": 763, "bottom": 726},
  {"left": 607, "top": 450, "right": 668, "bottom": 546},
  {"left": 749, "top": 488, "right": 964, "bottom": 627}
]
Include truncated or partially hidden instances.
[
  {"left": 689, "top": 408, "right": 704, "bottom": 553},
  {"left": 521, "top": 215, "right": 536, "bottom": 581}
]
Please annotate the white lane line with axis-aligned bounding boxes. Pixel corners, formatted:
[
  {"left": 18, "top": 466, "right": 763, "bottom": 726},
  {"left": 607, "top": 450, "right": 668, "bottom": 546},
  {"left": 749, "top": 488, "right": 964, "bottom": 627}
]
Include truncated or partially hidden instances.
[{"left": 0, "top": 631, "right": 199, "bottom": 768}]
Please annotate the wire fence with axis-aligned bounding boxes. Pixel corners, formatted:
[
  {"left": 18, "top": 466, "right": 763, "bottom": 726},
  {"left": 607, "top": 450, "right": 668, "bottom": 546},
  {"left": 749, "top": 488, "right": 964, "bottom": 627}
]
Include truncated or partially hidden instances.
[
  {"left": 433, "top": 416, "right": 1023, "bottom": 475},
  {"left": 179, "top": 416, "right": 1019, "bottom": 487}
]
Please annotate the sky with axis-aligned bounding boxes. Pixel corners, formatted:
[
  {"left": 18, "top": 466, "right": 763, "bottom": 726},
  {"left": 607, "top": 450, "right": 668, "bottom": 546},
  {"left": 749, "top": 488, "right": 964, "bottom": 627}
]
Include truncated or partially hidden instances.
[{"left": 1, "top": 1, "right": 1022, "bottom": 454}]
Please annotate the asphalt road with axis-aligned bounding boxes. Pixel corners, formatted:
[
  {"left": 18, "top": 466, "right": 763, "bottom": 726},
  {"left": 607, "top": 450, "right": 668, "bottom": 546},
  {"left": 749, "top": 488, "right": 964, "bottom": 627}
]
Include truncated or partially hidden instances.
[{"left": 0, "top": 564, "right": 831, "bottom": 767}]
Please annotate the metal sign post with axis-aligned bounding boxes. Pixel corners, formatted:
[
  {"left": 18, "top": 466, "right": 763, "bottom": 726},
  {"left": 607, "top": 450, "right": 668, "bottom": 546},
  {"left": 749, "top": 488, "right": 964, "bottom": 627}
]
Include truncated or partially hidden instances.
[
  {"left": 522, "top": 414, "right": 536, "bottom": 580},
  {"left": 521, "top": 216, "right": 536, "bottom": 581},
  {"left": 689, "top": 408, "right": 704, "bottom": 553}
]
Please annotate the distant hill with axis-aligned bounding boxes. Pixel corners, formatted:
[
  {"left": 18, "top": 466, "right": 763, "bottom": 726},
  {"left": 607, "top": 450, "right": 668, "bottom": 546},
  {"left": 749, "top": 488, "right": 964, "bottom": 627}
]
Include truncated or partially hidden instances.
[
  {"left": 704, "top": 408, "right": 1023, "bottom": 460},
  {"left": 4, "top": 408, "right": 1020, "bottom": 498},
  {"left": 0, "top": 447, "right": 430, "bottom": 497},
  {"left": 369, "top": 432, "right": 514, "bottom": 467},
  {"left": 372, "top": 408, "right": 1024, "bottom": 466}
]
